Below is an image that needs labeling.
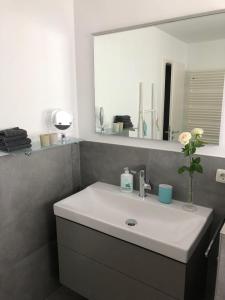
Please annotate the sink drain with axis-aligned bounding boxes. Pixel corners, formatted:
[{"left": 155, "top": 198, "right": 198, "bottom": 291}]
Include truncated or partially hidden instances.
[{"left": 125, "top": 219, "right": 137, "bottom": 227}]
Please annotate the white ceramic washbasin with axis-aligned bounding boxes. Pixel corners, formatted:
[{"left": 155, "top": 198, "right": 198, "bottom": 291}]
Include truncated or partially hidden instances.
[{"left": 54, "top": 182, "right": 213, "bottom": 263}]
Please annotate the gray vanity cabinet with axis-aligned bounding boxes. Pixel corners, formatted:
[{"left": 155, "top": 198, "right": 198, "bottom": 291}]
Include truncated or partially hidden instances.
[{"left": 56, "top": 217, "right": 209, "bottom": 300}]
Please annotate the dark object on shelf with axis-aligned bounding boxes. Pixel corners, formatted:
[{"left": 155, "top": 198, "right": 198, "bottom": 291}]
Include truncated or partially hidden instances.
[
  {"left": 114, "top": 115, "right": 134, "bottom": 129},
  {"left": 0, "top": 134, "right": 27, "bottom": 143},
  {"left": 0, "top": 138, "right": 31, "bottom": 147},
  {"left": 0, "top": 143, "right": 32, "bottom": 152},
  {"left": 0, "top": 127, "right": 31, "bottom": 152},
  {"left": 0, "top": 127, "right": 27, "bottom": 138}
]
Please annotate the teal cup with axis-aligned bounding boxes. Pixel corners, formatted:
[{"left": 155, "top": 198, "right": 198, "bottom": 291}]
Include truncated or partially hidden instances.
[{"left": 158, "top": 184, "right": 173, "bottom": 204}]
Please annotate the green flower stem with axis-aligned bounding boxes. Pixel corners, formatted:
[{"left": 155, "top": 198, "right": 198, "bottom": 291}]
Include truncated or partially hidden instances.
[{"left": 188, "top": 174, "right": 193, "bottom": 204}]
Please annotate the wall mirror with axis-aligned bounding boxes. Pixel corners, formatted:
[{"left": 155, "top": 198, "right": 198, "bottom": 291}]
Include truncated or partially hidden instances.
[{"left": 94, "top": 12, "right": 225, "bottom": 144}]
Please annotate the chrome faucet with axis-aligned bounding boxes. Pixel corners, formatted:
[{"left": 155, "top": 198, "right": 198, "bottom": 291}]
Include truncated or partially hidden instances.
[
  {"left": 131, "top": 169, "right": 151, "bottom": 198},
  {"left": 139, "top": 170, "right": 151, "bottom": 198}
]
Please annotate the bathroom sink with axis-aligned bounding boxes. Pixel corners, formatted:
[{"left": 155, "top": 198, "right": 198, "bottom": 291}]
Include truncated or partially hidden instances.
[{"left": 54, "top": 182, "right": 213, "bottom": 263}]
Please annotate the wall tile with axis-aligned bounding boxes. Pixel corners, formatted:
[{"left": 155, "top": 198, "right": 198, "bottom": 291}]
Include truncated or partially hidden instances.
[
  {"left": 0, "top": 139, "right": 224, "bottom": 300},
  {"left": 47, "top": 287, "right": 86, "bottom": 300},
  {"left": 80, "top": 141, "right": 225, "bottom": 300},
  {"left": 80, "top": 141, "right": 225, "bottom": 222},
  {"left": 0, "top": 143, "right": 81, "bottom": 299},
  {"left": 0, "top": 145, "right": 76, "bottom": 229},
  {"left": 71, "top": 144, "right": 81, "bottom": 192},
  {"left": 0, "top": 242, "right": 59, "bottom": 300},
  {"left": 80, "top": 141, "right": 149, "bottom": 190}
]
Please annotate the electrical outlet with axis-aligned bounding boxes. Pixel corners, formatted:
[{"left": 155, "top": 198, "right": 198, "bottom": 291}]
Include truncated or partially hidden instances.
[{"left": 216, "top": 169, "right": 225, "bottom": 183}]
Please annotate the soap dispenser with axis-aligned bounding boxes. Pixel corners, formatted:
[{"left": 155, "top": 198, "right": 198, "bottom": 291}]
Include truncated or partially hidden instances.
[{"left": 120, "top": 167, "right": 133, "bottom": 193}]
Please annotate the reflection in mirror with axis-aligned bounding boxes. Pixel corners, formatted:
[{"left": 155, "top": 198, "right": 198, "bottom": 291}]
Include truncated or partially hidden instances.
[{"left": 94, "top": 12, "right": 225, "bottom": 144}]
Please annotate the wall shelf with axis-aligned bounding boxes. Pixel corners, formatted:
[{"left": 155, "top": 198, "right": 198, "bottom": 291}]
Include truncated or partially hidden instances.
[{"left": 0, "top": 137, "right": 82, "bottom": 158}]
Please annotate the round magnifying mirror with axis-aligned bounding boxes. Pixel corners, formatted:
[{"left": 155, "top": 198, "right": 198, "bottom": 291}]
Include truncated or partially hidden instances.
[{"left": 51, "top": 109, "right": 73, "bottom": 131}]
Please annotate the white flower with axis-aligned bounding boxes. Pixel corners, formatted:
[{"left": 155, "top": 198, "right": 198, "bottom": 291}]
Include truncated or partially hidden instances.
[
  {"left": 178, "top": 132, "right": 192, "bottom": 145},
  {"left": 191, "top": 128, "right": 204, "bottom": 137}
]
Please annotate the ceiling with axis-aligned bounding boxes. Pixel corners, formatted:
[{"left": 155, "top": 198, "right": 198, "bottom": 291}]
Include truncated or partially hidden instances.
[{"left": 157, "top": 13, "right": 225, "bottom": 43}]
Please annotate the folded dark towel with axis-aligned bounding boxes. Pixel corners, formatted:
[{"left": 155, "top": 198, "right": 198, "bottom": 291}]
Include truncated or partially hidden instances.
[
  {"left": 114, "top": 115, "right": 131, "bottom": 122},
  {"left": 114, "top": 116, "right": 133, "bottom": 128},
  {"left": 0, "top": 127, "right": 27, "bottom": 138},
  {"left": 0, "top": 133, "right": 28, "bottom": 143},
  {"left": 113, "top": 116, "right": 133, "bottom": 129},
  {"left": 0, "top": 143, "right": 32, "bottom": 153},
  {"left": 114, "top": 115, "right": 131, "bottom": 118},
  {"left": 114, "top": 118, "right": 131, "bottom": 122},
  {"left": 3, "top": 138, "right": 31, "bottom": 147},
  {"left": 0, "top": 126, "right": 18, "bottom": 132}
]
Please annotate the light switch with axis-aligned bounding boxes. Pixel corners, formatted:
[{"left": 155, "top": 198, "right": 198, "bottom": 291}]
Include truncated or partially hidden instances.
[{"left": 216, "top": 169, "right": 225, "bottom": 183}]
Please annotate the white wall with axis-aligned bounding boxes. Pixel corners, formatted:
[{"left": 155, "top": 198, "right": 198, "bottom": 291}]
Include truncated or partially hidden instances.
[
  {"left": 0, "top": 0, "right": 78, "bottom": 138},
  {"left": 188, "top": 39, "right": 225, "bottom": 70},
  {"left": 74, "top": 0, "right": 225, "bottom": 157}
]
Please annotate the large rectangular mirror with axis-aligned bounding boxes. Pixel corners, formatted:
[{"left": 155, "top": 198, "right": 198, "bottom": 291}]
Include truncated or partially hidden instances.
[{"left": 94, "top": 12, "right": 225, "bottom": 144}]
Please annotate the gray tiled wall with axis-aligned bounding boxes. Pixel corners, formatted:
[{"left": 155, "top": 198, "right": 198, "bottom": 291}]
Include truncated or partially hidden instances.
[
  {"left": 1, "top": 139, "right": 225, "bottom": 300},
  {"left": 80, "top": 141, "right": 225, "bottom": 223},
  {"left": 80, "top": 141, "right": 225, "bottom": 300},
  {"left": 0, "top": 143, "right": 80, "bottom": 300}
]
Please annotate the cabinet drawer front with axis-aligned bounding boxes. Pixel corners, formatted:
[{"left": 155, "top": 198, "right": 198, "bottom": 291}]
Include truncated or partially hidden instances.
[
  {"left": 57, "top": 217, "right": 185, "bottom": 299},
  {"left": 59, "top": 246, "right": 176, "bottom": 300}
]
